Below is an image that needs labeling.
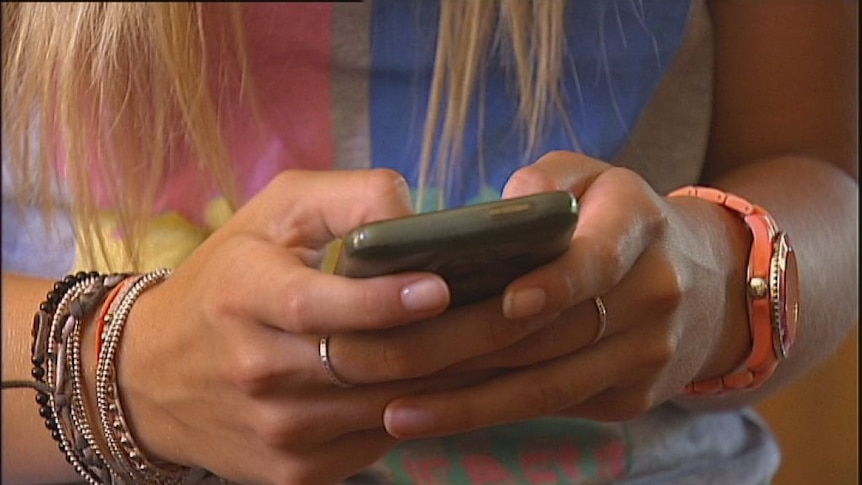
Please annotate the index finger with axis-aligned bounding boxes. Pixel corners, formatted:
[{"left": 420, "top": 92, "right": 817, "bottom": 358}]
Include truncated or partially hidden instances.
[
  {"left": 228, "top": 241, "right": 452, "bottom": 333},
  {"left": 501, "top": 164, "right": 663, "bottom": 319}
]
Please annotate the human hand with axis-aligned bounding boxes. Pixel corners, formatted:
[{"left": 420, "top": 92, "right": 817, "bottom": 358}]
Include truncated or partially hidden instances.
[
  {"left": 381, "top": 151, "right": 751, "bottom": 439},
  {"left": 108, "top": 169, "right": 468, "bottom": 484}
]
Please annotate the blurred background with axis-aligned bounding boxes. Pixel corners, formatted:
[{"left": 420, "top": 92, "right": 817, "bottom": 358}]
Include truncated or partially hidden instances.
[{"left": 757, "top": 327, "right": 858, "bottom": 485}]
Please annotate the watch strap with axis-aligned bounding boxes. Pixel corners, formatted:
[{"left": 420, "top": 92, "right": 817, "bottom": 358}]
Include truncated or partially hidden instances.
[{"left": 668, "top": 185, "right": 787, "bottom": 395}]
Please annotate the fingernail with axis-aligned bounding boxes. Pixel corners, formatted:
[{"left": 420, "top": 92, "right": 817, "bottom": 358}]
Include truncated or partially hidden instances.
[
  {"left": 401, "top": 277, "right": 449, "bottom": 312},
  {"left": 503, "top": 287, "right": 546, "bottom": 319},
  {"left": 384, "top": 405, "right": 435, "bottom": 438}
]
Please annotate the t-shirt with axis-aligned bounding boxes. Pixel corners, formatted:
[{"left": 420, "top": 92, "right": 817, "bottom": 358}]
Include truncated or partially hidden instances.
[{"left": 2, "top": 1, "right": 780, "bottom": 483}]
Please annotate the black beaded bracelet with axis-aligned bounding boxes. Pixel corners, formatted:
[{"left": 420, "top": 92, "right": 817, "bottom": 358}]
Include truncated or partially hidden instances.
[
  {"left": 30, "top": 271, "right": 97, "bottom": 446},
  {"left": 30, "top": 271, "right": 131, "bottom": 484},
  {"left": 4, "top": 270, "right": 226, "bottom": 484}
]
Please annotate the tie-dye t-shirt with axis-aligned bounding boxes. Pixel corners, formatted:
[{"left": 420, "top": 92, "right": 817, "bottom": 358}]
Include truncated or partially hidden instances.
[{"left": 2, "top": 1, "right": 780, "bottom": 484}]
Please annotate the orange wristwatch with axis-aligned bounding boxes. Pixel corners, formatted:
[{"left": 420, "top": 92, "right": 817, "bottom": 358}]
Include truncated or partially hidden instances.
[{"left": 668, "top": 186, "right": 800, "bottom": 395}]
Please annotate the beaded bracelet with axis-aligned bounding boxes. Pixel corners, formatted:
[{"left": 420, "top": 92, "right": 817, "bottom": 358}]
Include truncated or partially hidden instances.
[
  {"left": 35, "top": 272, "right": 129, "bottom": 485},
  {"left": 31, "top": 272, "right": 98, "bottom": 482},
  {"left": 94, "top": 276, "right": 137, "bottom": 357},
  {"left": 95, "top": 268, "right": 196, "bottom": 484},
  {"left": 12, "top": 269, "right": 220, "bottom": 484},
  {"left": 70, "top": 274, "right": 137, "bottom": 483},
  {"left": 93, "top": 274, "right": 149, "bottom": 481}
]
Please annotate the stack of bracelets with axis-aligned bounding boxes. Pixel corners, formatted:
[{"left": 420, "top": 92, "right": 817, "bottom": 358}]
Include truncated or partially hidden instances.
[{"left": 3, "top": 268, "right": 221, "bottom": 484}]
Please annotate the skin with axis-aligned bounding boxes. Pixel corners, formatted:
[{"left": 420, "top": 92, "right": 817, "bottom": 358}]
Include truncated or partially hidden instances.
[{"left": 2, "top": 1, "right": 857, "bottom": 484}]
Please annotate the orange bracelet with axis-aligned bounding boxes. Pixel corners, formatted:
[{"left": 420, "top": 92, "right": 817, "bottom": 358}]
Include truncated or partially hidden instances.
[
  {"left": 95, "top": 275, "right": 140, "bottom": 356},
  {"left": 668, "top": 186, "right": 800, "bottom": 395}
]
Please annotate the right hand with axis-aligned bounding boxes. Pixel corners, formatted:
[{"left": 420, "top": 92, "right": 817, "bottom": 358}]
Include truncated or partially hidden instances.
[{"left": 110, "top": 169, "right": 462, "bottom": 485}]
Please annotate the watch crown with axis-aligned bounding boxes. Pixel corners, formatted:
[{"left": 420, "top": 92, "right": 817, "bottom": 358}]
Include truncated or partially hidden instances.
[{"left": 749, "top": 277, "right": 768, "bottom": 298}]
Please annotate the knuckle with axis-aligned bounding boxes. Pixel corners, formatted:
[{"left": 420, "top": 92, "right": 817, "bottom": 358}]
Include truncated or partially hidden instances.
[
  {"left": 270, "top": 170, "right": 301, "bottom": 192},
  {"left": 650, "top": 261, "right": 685, "bottom": 314},
  {"left": 538, "top": 149, "right": 586, "bottom": 167},
  {"left": 226, "top": 349, "right": 275, "bottom": 396},
  {"left": 640, "top": 333, "right": 677, "bottom": 371},
  {"left": 506, "top": 164, "right": 556, "bottom": 192},
  {"left": 201, "top": 271, "right": 244, "bottom": 321},
  {"left": 281, "top": 287, "right": 315, "bottom": 332},
  {"left": 608, "top": 166, "right": 648, "bottom": 194},
  {"left": 200, "top": 240, "right": 257, "bottom": 320},
  {"left": 607, "top": 167, "right": 669, "bottom": 233},
  {"left": 644, "top": 199, "right": 670, "bottom": 240},
  {"left": 364, "top": 169, "right": 409, "bottom": 201},
  {"left": 253, "top": 407, "right": 304, "bottom": 449},
  {"left": 591, "top": 238, "right": 625, "bottom": 278},
  {"left": 201, "top": 290, "right": 234, "bottom": 327},
  {"left": 255, "top": 416, "right": 290, "bottom": 449}
]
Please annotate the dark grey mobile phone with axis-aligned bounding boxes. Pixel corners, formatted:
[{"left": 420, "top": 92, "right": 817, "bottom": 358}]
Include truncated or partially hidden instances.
[{"left": 333, "top": 191, "right": 579, "bottom": 307}]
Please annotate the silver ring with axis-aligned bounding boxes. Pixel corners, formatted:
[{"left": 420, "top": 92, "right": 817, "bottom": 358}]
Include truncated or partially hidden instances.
[
  {"left": 319, "top": 335, "right": 353, "bottom": 388},
  {"left": 589, "top": 297, "right": 608, "bottom": 345}
]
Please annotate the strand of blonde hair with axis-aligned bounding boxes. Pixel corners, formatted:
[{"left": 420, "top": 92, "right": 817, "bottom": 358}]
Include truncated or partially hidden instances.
[{"left": 3, "top": 1, "right": 567, "bottom": 269}]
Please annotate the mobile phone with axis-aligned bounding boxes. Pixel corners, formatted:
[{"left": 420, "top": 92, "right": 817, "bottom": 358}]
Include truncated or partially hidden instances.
[{"left": 333, "top": 191, "right": 578, "bottom": 307}]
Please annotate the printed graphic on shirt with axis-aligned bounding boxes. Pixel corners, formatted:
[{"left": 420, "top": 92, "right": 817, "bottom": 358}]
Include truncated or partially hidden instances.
[{"left": 363, "top": 419, "right": 628, "bottom": 485}]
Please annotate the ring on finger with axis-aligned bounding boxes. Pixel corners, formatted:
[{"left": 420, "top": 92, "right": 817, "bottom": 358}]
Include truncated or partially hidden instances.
[
  {"left": 589, "top": 296, "right": 608, "bottom": 345},
  {"left": 319, "top": 335, "right": 353, "bottom": 388}
]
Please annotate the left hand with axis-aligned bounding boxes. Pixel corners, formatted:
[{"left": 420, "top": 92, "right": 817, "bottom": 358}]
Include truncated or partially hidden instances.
[{"left": 380, "top": 150, "right": 752, "bottom": 439}]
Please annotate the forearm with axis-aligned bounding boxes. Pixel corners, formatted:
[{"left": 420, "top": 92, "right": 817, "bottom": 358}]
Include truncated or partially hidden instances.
[
  {"left": 677, "top": 154, "right": 858, "bottom": 411},
  {"left": 2, "top": 272, "right": 83, "bottom": 484}
]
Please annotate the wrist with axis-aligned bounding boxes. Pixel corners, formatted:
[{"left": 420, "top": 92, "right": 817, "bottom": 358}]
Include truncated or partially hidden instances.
[
  {"left": 670, "top": 194, "right": 752, "bottom": 383},
  {"left": 668, "top": 186, "right": 800, "bottom": 395},
  {"left": 113, "top": 274, "right": 187, "bottom": 467}
]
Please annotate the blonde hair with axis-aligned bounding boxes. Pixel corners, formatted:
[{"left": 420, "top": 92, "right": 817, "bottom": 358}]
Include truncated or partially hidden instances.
[{"left": 2, "top": 1, "right": 567, "bottom": 270}]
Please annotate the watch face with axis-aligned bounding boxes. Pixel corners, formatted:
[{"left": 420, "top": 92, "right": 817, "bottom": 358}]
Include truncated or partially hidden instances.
[{"left": 772, "top": 232, "right": 799, "bottom": 358}]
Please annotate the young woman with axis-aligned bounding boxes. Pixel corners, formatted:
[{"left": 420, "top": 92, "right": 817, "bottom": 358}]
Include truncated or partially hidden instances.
[{"left": 2, "top": 1, "right": 857, "bottom": 484}]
